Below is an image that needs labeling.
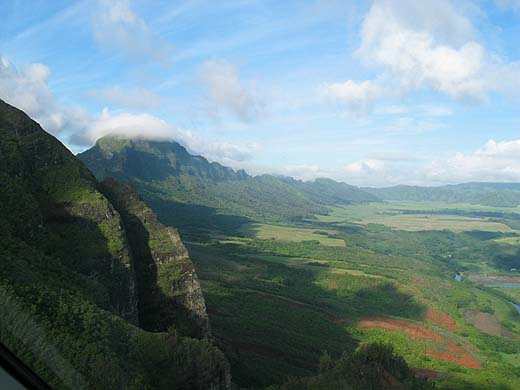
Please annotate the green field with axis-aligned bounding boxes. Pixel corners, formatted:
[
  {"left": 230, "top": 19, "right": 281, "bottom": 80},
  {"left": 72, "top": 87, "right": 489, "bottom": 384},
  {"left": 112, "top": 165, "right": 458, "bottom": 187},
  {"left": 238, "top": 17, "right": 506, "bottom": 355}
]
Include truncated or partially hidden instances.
[
  {"left": 317, "top": 201, "right": 520, "bottom": 233},
  {"left": 168, "top": 200, "right": 520, "bottom": 389},
  {"left": 240, "top": 223, "right": 346, "bottom": 247}
]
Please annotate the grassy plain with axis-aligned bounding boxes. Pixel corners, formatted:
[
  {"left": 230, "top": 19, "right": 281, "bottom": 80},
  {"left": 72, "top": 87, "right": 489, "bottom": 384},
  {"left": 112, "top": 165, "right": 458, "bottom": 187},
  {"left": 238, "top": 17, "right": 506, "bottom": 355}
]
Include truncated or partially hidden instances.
[
  {"left": 240, "top": 223, "right": 345, "bottom": 247},
  {"left": 317, "top": 201, "right": 520, "bottom": 233},
  {"left": 166, "top": 200, "right": 520, "bottom": 389}
]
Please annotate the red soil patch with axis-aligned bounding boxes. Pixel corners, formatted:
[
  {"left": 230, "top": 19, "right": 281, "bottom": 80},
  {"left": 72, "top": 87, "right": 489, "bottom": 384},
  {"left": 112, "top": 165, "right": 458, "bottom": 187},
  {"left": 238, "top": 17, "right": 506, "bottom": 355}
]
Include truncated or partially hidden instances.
[
  {"left": 463, "top": 310, "right": 515, "bottom": 338},
  {"left": 359, "top": 317, "right": 442, "bottom": 341},
  {"left": 425, "top": 350, "right": 481, "bottom": 369},
  {"left": 358, "top": 316, "right": 481, "bottom": 369},
  {"left": 426, "top": 309, "right": 459, "bottom": 331},
  {"left": 412, "top": 279, "right": 425, "bottom": 286},
  {"left": 411, "top": 368, "right": 443, "bottom": 380}
]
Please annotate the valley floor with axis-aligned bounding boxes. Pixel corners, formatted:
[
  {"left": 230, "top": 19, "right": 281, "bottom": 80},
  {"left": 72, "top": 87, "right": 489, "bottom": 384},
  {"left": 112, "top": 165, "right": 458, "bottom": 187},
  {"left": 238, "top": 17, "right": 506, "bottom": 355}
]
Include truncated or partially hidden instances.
[{"left": 175, "top": 201, "right": 520, "bottom": 389}]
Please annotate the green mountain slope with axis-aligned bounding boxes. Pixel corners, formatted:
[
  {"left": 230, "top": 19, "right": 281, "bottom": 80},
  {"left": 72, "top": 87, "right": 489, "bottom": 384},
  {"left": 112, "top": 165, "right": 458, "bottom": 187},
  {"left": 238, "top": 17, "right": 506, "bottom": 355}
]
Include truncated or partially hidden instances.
[
  {"left": 0, "top": 99, "right": 230, "bottom": 389},
  {"left": 365, "top": 183, "right": 520, "bottom": 207},
  {"left": 100, "top": 177, "right": 210, "bottom": 338},
  {"left": 79, "top": 136, "right": 378, "bottom": 223}
]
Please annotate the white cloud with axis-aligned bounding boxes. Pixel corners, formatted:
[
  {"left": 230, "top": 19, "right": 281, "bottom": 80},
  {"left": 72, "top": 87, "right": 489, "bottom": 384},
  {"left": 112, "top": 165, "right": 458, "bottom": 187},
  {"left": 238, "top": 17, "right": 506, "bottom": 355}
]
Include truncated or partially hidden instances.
[
  {"left": 336, "top": 139, "right": 520, "bottom": 186},
  {"left": 360, "top": 2, "right": 486, "bottom": 100},
  {"left": 0, "top": 54, "right": 252, "bottom": 165},
  {"left": 77, "top": 108, "right": 253, "bottom": 163},
  {"left": 423, "top": 139, "right": 520, "bottom": 183},
  {"left": 322, "top": 80, "right": 385, "bottom": 115},
  {"left": 338, "top": 138, "right": 520, "bottom": 186},
  {"left": 344, "top": 159, "right": 385, "bottom": 175},
  {"left": 367, "top": 0, "right": 474, "bottom": 46},
  {"left": 200, "top": 60, "right": 263, "bottom": 122},
  {"left": 0, "top": 54, "right": 89, "bottom": 137},
  {"left": 324, "top": 0, "right": 520, "bottom": 114},
  {"left": 283, "top": 164, "right": 333, "bottom": 181},
  {"left": 92, "top": 0, "right": 173, "bottom": 63},
  {"left": 341, "top": 158, "right": 413, "bottom": 186},
  {"left": 88, "top": 86, "right": 162, "bottom": 109}
]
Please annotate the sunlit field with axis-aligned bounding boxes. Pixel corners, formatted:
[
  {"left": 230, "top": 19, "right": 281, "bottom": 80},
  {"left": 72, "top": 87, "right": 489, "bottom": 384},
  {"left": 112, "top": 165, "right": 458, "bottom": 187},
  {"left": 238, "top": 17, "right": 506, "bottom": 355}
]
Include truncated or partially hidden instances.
[
  {"left": 317, "top": 202, "right": 520, "bottom": 233},
  {"left": 241, "top": 223, "right": 346, "bottom": 247}
]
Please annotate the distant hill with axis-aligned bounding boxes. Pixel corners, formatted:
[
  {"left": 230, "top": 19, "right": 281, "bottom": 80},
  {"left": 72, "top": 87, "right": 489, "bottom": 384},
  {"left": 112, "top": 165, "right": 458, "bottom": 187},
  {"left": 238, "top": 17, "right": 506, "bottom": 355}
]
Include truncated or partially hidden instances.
[
  {"left": 79, "top": 136, "right": 378, "bottom": 223},
  {"left": 364, "top": 183, "right": 520, "bottom": 207}
]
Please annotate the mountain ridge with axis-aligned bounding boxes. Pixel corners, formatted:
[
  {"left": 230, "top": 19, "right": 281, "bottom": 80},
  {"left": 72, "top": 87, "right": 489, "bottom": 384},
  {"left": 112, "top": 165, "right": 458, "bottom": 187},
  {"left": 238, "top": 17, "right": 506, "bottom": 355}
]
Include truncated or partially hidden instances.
[
  {"left": 79, "top": 135, "right": 379, "bottom": 223},
  {"left": 0, "top": 99, "right": 231, "bottom": 389},
  {"left": 364, "top": 183, "right": 520, "bottom": 207}
]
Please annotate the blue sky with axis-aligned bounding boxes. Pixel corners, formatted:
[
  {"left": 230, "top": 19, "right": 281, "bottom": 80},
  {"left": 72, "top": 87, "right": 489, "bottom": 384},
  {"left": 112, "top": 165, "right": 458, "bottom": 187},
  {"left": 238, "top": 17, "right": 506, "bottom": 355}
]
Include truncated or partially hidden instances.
[{"left": 1, "top": 0, "right": 520, "bottom": 186}]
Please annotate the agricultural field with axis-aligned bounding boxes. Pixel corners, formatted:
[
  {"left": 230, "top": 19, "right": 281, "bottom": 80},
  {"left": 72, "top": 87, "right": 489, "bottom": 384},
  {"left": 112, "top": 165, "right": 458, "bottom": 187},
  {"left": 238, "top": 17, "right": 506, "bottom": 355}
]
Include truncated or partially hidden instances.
[
  {"left": 175, "top": 200, "right": 520, "bottom": 389},
  {"left": 317, "top": 201, "right": 520, "bottom": 233},
  {"left": 240, "top": 223, "right": 345, "bottom": 247}
]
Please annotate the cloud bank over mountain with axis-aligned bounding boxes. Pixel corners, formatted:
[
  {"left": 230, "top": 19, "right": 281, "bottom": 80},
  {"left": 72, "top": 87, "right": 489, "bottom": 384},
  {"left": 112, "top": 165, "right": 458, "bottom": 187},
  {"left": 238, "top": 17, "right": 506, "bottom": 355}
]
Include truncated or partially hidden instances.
[{"left": 2, "top": 0, "right": 520, "bottom": 186}]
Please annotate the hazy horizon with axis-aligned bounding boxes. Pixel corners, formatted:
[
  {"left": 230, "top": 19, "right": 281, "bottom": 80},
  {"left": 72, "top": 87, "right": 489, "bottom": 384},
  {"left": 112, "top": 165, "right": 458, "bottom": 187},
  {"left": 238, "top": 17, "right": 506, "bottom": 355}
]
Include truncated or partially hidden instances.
[{"left": 2, "top": 0, "right": 520, "bottom": 186}]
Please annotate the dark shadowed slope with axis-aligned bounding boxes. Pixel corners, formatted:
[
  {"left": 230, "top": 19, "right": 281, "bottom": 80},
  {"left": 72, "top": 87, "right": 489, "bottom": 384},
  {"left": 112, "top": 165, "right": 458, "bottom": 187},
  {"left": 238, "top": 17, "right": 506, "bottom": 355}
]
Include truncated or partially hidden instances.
[
  {"left": 100, "top": 177, "right": 210, "bottom": 338},
  {"left": 0, "top": 99, "right": 231, "bottom": 389}
]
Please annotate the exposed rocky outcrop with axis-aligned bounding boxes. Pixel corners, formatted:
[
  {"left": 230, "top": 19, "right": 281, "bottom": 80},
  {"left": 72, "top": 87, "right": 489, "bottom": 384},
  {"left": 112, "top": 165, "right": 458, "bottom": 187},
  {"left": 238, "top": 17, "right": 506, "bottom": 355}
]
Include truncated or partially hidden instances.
[
  {"left": 101, "top": 177, "right": 210, "bottom": 337},
  {"left": 0, "top": 98, "right": 231, "bottom": 389},
  {"left": 0, "top": 99, "right": 138, "bottom": 323}
]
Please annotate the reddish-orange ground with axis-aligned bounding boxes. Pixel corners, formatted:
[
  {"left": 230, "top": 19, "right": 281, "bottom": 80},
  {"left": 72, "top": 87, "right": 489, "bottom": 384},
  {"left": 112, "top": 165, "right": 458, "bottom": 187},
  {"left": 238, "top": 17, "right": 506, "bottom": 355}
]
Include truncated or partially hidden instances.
[
  {"left": 463, "top": 310, "right": 515, "bottom": 338},
  {"left": 358, "top": 316, "right": 481, "bottom": 369},
  {"left": 425, "top": 309, "right": 459, "bottom": 331},
  {"left": 411, "top": 368, "right": 443, "bottom": 380}
]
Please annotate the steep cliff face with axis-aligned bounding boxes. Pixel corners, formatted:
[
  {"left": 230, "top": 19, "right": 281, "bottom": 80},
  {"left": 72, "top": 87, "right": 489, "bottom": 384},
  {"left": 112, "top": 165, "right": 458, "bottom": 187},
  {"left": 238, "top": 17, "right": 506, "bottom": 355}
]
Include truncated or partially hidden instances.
[
  {"left": 0, "top": 99, "right": 231, "bottom": 389},
  {"left": 101, "top": 177, "right": 210, "bottom": 338},
  {"left": 0, "top": 99, "right": 137, "bottom": 323}
]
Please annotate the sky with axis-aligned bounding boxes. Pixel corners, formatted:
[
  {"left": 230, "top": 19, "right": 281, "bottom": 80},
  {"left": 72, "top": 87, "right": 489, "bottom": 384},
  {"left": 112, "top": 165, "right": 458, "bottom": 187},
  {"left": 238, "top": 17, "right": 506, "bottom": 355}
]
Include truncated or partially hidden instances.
[{"left": 1, "top": 0, "right": 520, "bottom": 187}]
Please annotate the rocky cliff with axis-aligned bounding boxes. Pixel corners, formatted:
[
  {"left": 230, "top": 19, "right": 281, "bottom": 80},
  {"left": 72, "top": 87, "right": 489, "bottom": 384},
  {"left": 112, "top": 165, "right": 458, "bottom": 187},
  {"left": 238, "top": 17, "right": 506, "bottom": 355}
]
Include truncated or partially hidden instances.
[
  {"left": 0, "top": 99, "right": 138, "bottom": 323},
  {"left": 101, "top": 177, "right": 210, "bottom": 338},
  {"left": 0, "top": 98, "right": 231, "bottom": 389}
]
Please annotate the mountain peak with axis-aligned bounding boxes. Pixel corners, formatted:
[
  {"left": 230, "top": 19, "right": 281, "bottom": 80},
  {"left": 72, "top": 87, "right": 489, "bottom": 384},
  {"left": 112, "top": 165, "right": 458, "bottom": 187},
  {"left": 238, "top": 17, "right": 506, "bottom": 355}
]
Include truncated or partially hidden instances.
[{"left": 81, "top": 135, "right": 250, "bottom": 182}]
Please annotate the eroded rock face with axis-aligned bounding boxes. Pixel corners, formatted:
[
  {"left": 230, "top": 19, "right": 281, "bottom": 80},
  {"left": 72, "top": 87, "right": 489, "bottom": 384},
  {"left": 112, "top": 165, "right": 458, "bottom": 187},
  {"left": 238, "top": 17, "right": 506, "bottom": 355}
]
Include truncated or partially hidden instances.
[
  {"left": 0, "top": 98, "right": 231, "bottom": 389},
  {"left": 0, "top": 99, "right": 138, "bottom": 324},
  {"left": 160, "top": 228, "right": 211, "bottom": 336},
  {"left": 101, "top": 178, "right": 210, "bottom": 338}
]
